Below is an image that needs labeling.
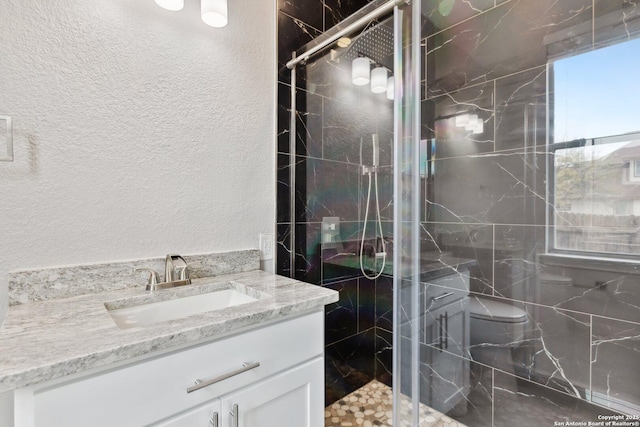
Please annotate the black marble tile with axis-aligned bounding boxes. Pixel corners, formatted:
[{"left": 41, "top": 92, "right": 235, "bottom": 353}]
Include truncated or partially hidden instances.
[
  {"left": 278, "top": 0, "right": 324, "bottom": 33},
  {"left": 294, "top": 222, "right": 322, "bottom": 284},
  {"left": 276, "top": 223, "right": 292, "bottom": 277},
  {"left": 426, "top": 0, "right": 592, "bottom": 93},
  {"left": 324, "top": 0, "right": 374, "bottom": 31},
  {"left": 322, "top": 94, "right": 384, "bottom": 165},
  {"left": 493, "top": 225, "right": 545, "bottom": 300},
  {"left": 361, "top": 166, "right": 393, "bottom": 223},
  {"left": 295, "top": 88, "right": 323, "bottom": 158},
  {"left": 277, "top": 153, "right": 291, "bottom": 223},
  {"left": 421, "top": 0, "right": 495, "bottom": 37},
  {"left": 594, "top": 0, "right": 640, "bottom": 48},
  {"left": 552, "top": 268, "right": 640, "bottom": 325},
  {"left": 359, "top": 276, "right": 376, "bottom": 331},
  {"left": 520, "top": 304, "right": 591, "bottom": 397},
  {"left": 375, "top": 274, "right": 393, "bottom": 331},
  {"left": 295, "top": 156, "right": 361, "bottom": 222},
  {"left": 495, "top": 66, "right": 547, "bottom": 152},
  {"left": 428, "top": 81, "right": 495, "bottom": 158},
  {"left": 278, "top": 11, "right": 322, "bottom": 85},
  {"left": 451, "top": 362, "right": 493, "bottom": 426},
  {"left": 324, "top": 278, "right": 359, "bottom": 345},
  {"left": 430, "top": 223, "right": 494, "bottom": 295},
  {"left": 304, "top": 52, "right": 350, "bottom": 101},
  {"left": 592, "top": 317, "right": 640, "bottom": 412},
  {"left": 325, "top": 329, "right": 376, "bottom": 405},
  {"left": 419, "top": 343, "right": 470, "bottom": 415},
  {"left": 278, "top": 82, "right": 291, "bottom": 154},
  {"left": 494, "top": 371, "right": 619, "bottom": 426},
  {"left": 375, "top": 327, "right": 393, "bottom": 387},
  {"left": 430, "top": 149, "right": 548, "bottom": 225},
  {"left": 322, "top": 248, "right": 362, "bottom": 284}
]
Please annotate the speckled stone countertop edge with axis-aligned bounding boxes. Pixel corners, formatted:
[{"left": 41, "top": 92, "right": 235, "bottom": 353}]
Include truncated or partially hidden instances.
[{"left": 0, "top": 270, "right": 338, "bottom": 393}]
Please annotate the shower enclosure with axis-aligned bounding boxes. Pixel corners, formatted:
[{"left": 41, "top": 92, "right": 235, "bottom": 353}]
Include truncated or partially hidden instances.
[{"left": 278, "top": 0, "right": 640, "bottom": 425}]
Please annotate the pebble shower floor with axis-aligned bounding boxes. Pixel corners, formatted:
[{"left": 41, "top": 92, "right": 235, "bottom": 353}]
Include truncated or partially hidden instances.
[{"left": 324, "top": 380, "right": 468, "bottom": 427}]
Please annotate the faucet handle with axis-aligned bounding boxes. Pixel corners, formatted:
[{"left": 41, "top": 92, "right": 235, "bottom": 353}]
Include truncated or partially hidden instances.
[
  {"left": 135, "top": 268, "right": 159, "bottom": 286},
  {"left": 176, "top": 265, "right": 191, "bottom": 282}
]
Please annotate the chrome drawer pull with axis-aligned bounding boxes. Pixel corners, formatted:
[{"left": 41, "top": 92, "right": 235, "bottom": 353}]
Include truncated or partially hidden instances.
[
  {"left": 431, "top": 292, "right": 454, "bottom": 303},
  {"left": 187, "top": 362, "right": 260, "bottom": 393}
]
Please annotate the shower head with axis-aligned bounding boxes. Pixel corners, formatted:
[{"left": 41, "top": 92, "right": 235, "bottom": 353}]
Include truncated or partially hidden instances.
[{"left": 341, "top": 18, "right": 394, "bottom": 70}]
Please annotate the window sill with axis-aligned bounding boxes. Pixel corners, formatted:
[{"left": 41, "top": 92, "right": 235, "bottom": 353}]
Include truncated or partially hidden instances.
[{"left": 539, "top": 253, "right": 640, "bottom": 275}]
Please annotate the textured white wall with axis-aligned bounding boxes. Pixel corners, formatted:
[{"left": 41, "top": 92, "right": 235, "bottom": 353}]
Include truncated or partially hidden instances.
[{"left": 0, "top": 0, "right": 276, "bottom": 324}]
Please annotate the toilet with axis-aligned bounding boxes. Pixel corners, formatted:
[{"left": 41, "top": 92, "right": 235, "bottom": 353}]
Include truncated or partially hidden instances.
[{"left": 468, "top": 296, "right": 529, "bottom": 369}]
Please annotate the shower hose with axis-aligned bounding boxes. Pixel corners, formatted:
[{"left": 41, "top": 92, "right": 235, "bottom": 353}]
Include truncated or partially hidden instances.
[{"left": 360, "top": 168, "right": 387, "bottom": 280}]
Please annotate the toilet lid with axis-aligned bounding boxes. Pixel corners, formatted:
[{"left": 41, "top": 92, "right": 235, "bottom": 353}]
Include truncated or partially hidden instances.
[{"left": 469, "top": 297, "right": 528, "bottom": 323}]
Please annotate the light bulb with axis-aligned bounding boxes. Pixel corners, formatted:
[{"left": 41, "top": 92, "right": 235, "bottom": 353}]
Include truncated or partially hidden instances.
[
  {"left": 371, "top": 67, "right": 387, "bottom": 94},
  {"left": 154, "top": 0, "right": 184, "bottom": 11},
  {"left": 352, "top": 57, "right": 370, "bottom": 86},
  {"left": 464, "top": 114, "right": 479, "bottom": 131},
  {"left": 386, "top": 76, "right": 395, "bottom": 100},
  {"left": 202, "top": 0, "right": 228, "bottom": 28},
  {"left": 455, "top": 113, "right": 469, "bottom": 127}
]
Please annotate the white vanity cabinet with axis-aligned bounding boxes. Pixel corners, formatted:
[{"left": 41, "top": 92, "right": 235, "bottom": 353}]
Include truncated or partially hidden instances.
[
  {"left": 157, "top": 358, "right": 323, "bottom": 427},
  {"left": 13, "top": 311, "right": 325, "bottom": 427}
]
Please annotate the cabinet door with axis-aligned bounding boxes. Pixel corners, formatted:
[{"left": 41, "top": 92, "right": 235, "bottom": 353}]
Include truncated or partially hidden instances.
[
  {"left": 220, "top": 357, "right": 324, "bottom": 427},
  {"left": 153, "top": 401, "right": 221, "bottom": 427},
  {"left": 423, "top": 297, "right": 470, "bottom": 414}
]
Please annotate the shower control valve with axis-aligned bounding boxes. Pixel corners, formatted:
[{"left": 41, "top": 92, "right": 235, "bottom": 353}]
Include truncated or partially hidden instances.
[{"left": 362, "top": 165, "right": 379, "bottom": 175}]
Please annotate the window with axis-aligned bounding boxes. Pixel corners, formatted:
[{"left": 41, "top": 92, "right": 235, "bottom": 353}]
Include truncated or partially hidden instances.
[
  {"left": 551, "top": 136, "right": 640, "bottom": 257},
  {"left": 550, "top": 38, "right": 640, "bottom": 258}
]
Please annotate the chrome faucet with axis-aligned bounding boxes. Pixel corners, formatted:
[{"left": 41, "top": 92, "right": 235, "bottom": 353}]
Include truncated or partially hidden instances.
[{"left": 165, "top": 254, "right": 191, "bottom": 284}]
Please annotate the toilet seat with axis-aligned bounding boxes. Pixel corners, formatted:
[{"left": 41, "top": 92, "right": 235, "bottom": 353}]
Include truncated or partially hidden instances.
[{"left": 469, "top": 297, "right": 528, "bottom": 323}]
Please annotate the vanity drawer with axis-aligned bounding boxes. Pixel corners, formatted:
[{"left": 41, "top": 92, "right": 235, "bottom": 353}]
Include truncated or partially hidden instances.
[
  {"left": 423, "top": 274, "right": 469, "bottom": 312},
  {"left": 15, "top": 310, "right": 324, "bottom": 427}
]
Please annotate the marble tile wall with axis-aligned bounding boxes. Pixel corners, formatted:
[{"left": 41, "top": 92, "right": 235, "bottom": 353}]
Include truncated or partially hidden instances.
[
  {"left": 278, "top": 0, "right": 640, "bottom": 421},
  {"left": 276, "top": 0, "right": 395, "bottom": 406},
  {"left": 421, "top": 0, "right": 640, "bottom": 424}
]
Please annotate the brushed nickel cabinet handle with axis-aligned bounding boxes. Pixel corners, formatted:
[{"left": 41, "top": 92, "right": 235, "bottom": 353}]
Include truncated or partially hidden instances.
[
  {"left": 209, "top": 412, "right": 218, "bottom": 427},
  {"left": 187, "top": 362, "right": 260, "bottom": 393},
  {"left": 432, "top": 292, "right": 455, "bottom": 303},
  {"left": 231, "top": 404, "right": 239, "bottom": 427}
]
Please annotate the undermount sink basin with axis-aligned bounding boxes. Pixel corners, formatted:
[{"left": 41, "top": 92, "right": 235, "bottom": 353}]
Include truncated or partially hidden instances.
[{"left": 106, "top": 285, "right": 260, "bottom": 329}]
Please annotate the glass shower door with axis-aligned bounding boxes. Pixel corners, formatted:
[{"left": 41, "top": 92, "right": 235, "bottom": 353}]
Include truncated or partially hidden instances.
[{"left": 284, "top": 0, "right": 424, "bottom": 425}]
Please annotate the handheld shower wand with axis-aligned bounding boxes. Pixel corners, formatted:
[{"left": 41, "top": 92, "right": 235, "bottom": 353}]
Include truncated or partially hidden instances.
[{"left": 360, "top": 134, "right": 387, "bottom": 280}]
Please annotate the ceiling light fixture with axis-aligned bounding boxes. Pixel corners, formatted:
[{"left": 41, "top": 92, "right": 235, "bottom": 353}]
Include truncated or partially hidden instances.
[
  {"left": 352, "top": 57, "right": 371, "bottom": 86},
  {"left": 154, "top": 0, "right": 184, "bottom": 11},
  {"left": 386, "top": 76, "right": 394, "bottom": 100},
  {"left": 371, "top": 67, "right": 387, "bottom": 94},
  {"left": 201, "top": 0, "right": 228, "bottom": 27}
]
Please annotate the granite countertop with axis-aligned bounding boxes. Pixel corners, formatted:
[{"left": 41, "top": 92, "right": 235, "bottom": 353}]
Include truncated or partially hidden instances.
[{"left": 0, "top": 270, "right": 338, "bottom": 393}]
